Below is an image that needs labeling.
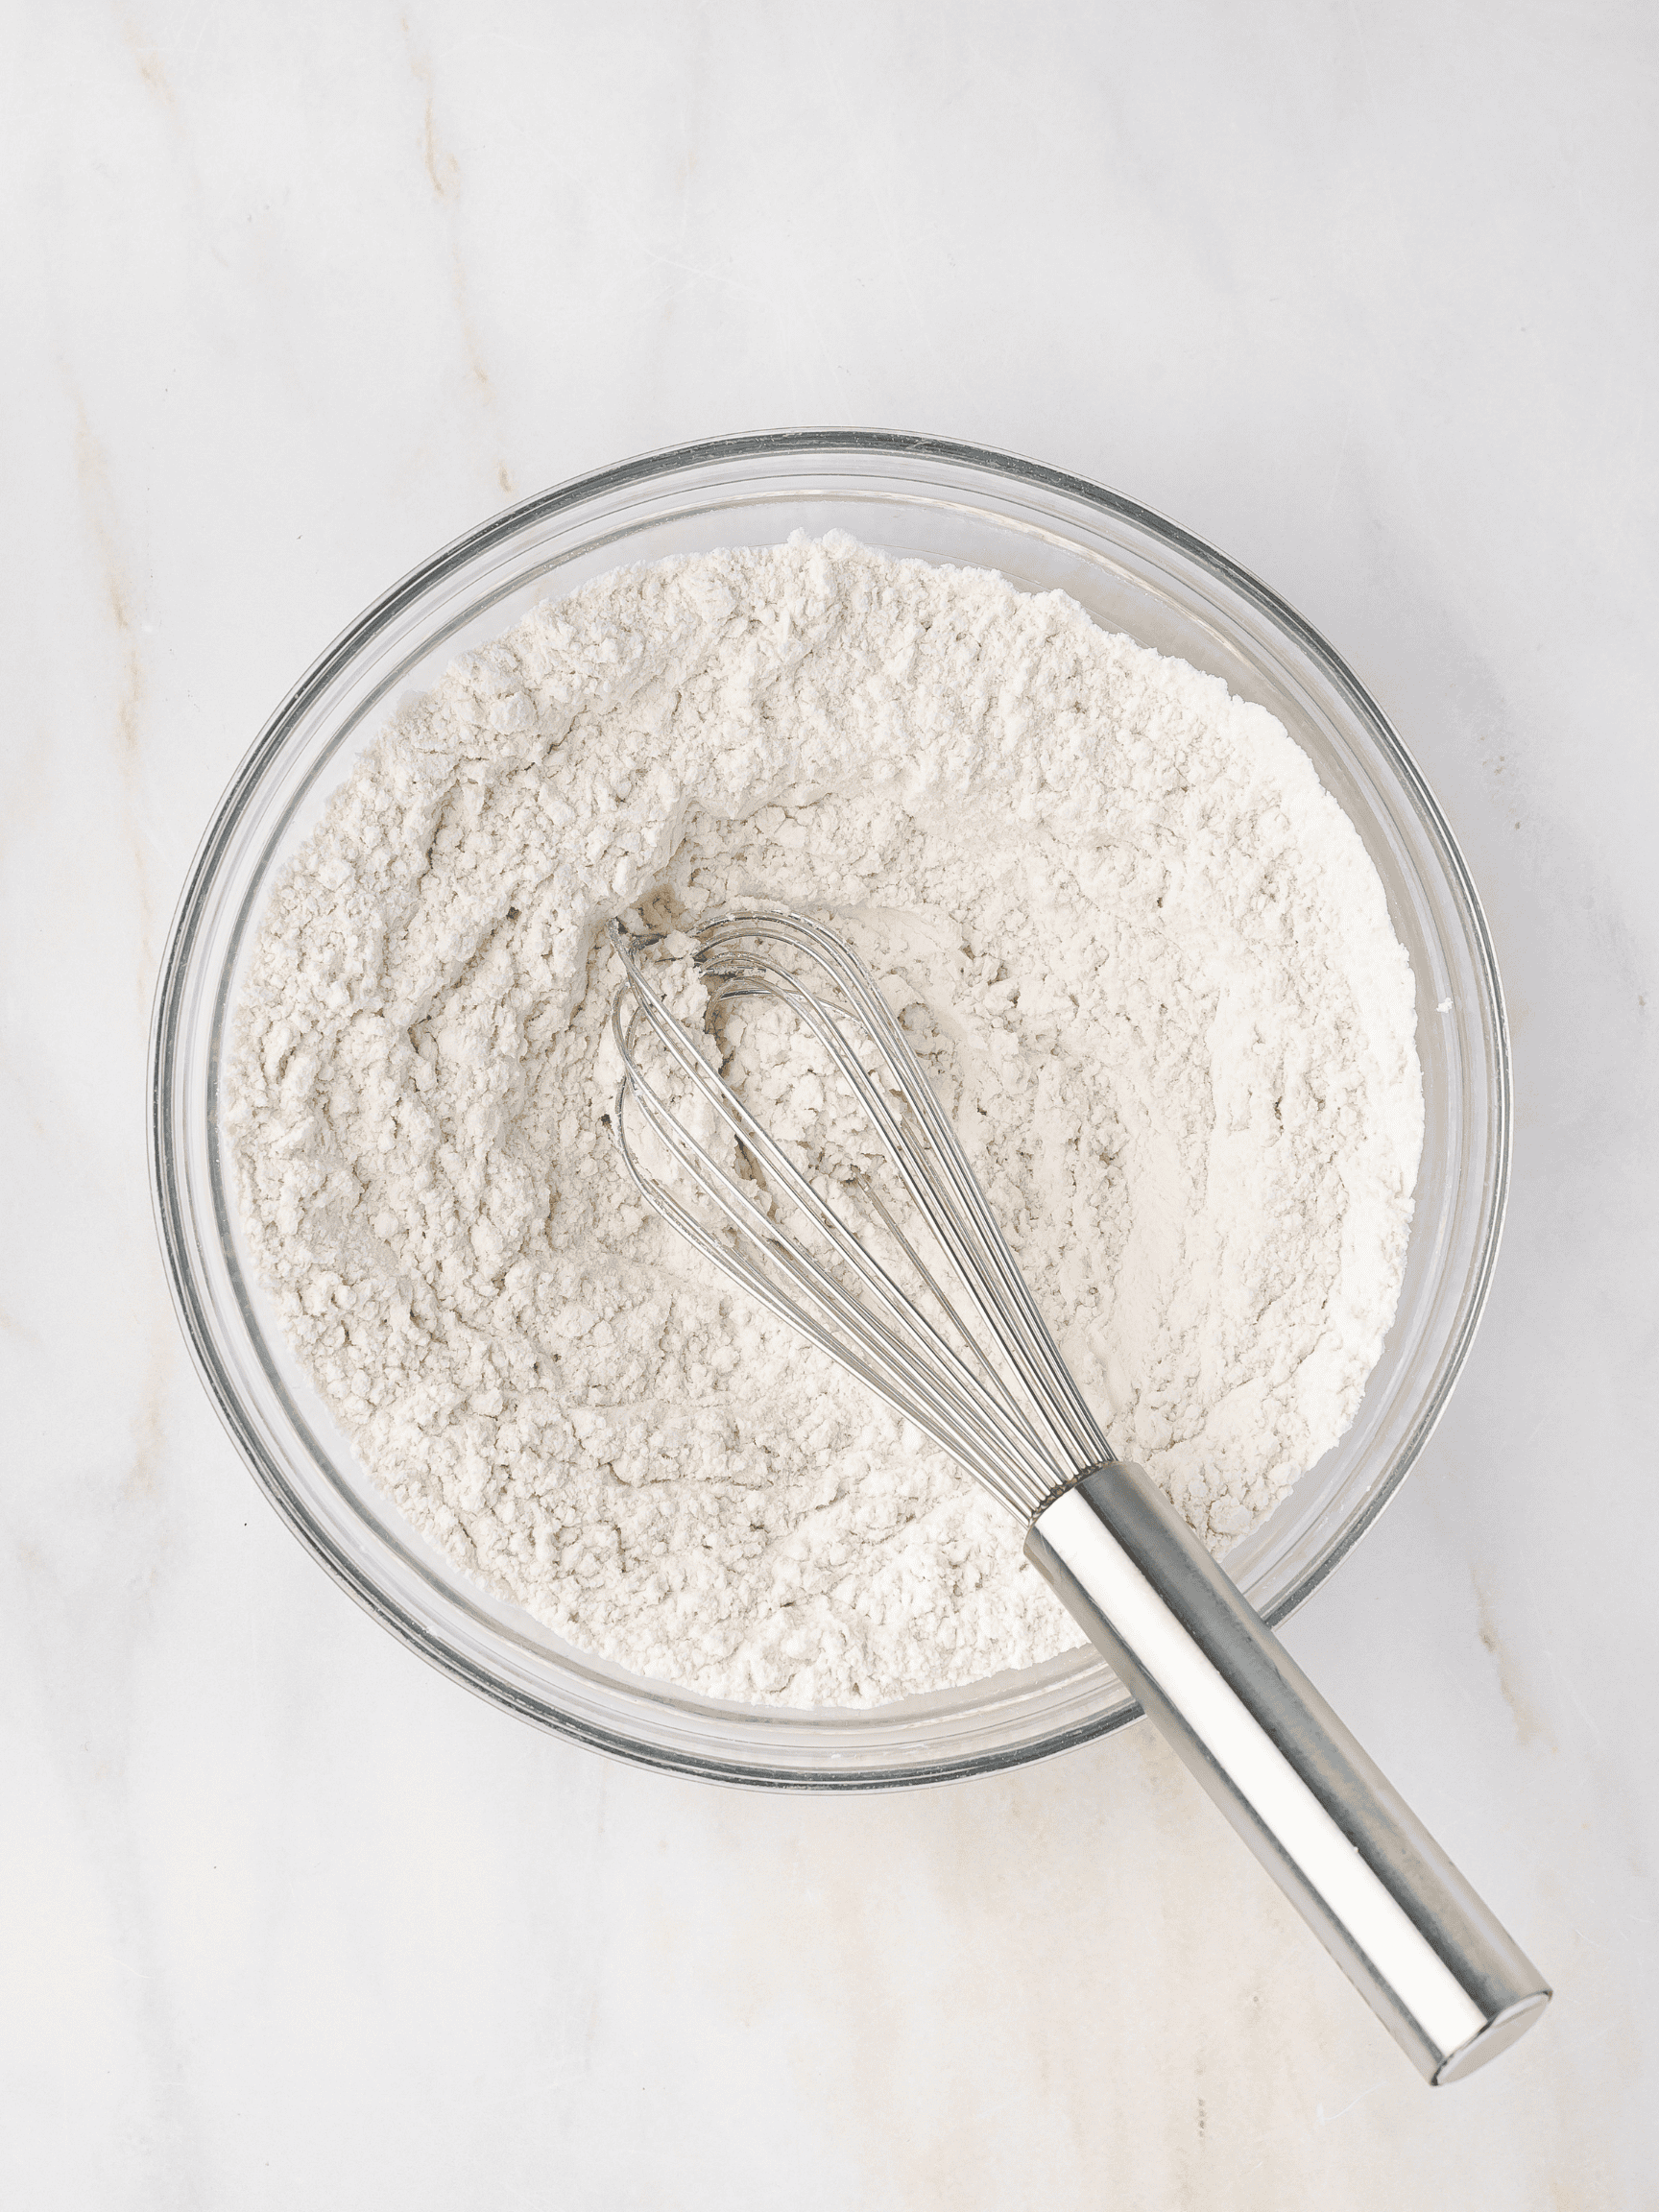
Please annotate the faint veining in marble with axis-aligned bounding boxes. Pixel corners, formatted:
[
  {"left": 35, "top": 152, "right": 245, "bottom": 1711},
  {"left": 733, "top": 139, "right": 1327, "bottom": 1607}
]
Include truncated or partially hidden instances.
[
  {"left": 123, "top": 1307, "right": 175, "bottom": 1505},
  {"left": 71, "top": 394, "right": 155, "bottom": 1013},
  {"left": 1474, "top": 1571, "right": 1556, "bottom": 1753},
  {"left": 122, "top": 12, "right": 177, "bottom": 112},
  {"left": 401, "top": 16, "right": 515, "bottom": 498}
]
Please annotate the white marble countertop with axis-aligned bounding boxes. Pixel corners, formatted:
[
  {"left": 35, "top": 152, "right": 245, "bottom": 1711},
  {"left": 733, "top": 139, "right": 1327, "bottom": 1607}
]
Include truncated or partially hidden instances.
[{"left": 6, "top": 5, "right": 1655, "bottom": 2203}]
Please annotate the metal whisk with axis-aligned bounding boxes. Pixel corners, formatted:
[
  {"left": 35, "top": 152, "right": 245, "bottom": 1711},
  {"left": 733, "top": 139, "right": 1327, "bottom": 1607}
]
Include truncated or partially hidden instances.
[{"left": 604, "top": 905, "right": 1549, "bottom": 2085}]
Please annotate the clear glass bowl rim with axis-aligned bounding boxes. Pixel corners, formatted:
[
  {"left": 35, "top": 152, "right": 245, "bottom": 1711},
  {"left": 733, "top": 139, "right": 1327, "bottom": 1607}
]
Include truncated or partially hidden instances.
[{"left": 147, "top": 427, "right": 1511, "bottom": 1790}]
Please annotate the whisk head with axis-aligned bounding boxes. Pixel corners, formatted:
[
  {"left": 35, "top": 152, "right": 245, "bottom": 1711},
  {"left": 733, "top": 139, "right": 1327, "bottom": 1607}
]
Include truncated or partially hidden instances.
[{"left": 604, "top": 906, "right": 1114, "bottom": 1524}]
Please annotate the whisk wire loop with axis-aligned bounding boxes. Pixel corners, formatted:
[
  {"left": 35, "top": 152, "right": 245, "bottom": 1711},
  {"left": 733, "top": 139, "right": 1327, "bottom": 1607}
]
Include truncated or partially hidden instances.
[
  {"left": 684, "top": 953, "right": 1086, "bottom": 1485},
  {"left": 606, "top": 910, "right": 1112, "bottom": 1519},
  {"left": 608, "top": 992, "right": 1037, "bottom": 1511},
  {"left": 611, "top": 1051, "right": 1046, "bottom": 1517},
  {"left": 698, "top": 913, "right": 1112, "bottom": 1469}
]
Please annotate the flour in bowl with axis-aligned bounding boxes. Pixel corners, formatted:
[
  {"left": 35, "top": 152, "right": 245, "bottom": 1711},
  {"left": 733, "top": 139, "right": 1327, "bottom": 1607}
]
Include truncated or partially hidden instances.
[{"left": 228, "top": 535, "right": 1422, "bottom": 1707}]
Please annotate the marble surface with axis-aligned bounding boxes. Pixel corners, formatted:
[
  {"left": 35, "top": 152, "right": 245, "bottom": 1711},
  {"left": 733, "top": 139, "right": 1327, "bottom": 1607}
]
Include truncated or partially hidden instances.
[{"left": 5, "top": 3, "right": 1655, "bottom": 2203}]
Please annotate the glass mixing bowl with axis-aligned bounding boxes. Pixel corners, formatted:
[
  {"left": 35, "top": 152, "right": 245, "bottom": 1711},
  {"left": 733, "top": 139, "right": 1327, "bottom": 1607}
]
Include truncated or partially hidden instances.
[{"left": 148, "top": 431, "right": 1510, "bottom": 1789}]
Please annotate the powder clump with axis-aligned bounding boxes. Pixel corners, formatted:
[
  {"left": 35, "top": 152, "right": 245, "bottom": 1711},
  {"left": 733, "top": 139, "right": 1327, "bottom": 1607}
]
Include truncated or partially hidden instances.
[{"left": 228, "top": 534, "right": 1423, "bottom": 1707}]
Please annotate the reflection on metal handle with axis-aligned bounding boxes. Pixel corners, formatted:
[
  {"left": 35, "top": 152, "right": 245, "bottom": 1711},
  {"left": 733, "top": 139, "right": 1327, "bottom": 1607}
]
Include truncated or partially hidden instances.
[{"left": 1025, "top": 1464, "right": 1550, "bottom": 2084}]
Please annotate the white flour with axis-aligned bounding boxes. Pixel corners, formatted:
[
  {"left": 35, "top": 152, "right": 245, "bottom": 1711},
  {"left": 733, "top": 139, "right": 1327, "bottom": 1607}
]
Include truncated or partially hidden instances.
[{"left": 228, "top": 535, "right": 1423, "bottom": 1708}]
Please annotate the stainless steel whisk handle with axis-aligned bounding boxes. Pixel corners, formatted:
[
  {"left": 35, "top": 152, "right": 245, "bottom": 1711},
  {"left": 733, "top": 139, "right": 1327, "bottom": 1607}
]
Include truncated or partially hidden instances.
[{"left": 1026, "top": 1464, "right": 1551, "bottom": 2084}]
